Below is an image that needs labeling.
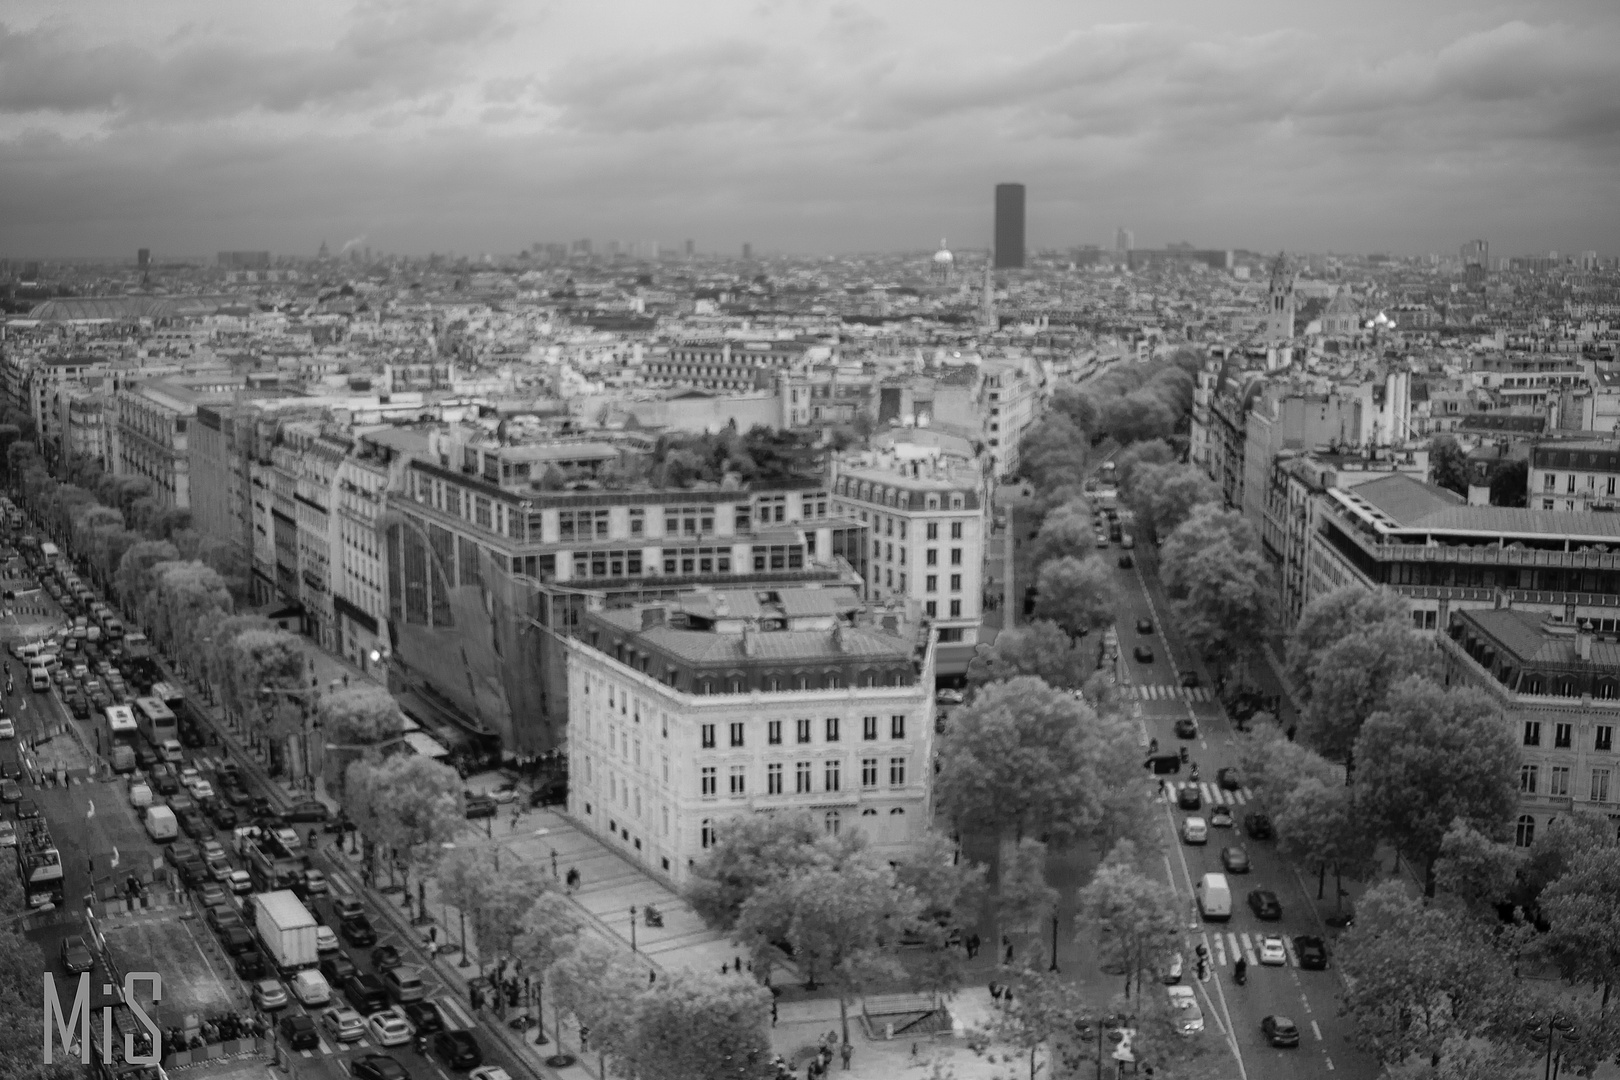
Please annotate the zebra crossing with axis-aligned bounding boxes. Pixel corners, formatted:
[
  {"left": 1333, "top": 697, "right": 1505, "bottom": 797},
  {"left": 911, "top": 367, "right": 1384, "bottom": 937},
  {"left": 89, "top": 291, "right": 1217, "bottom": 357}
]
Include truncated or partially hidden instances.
[
  {"left": 1164, "top": 780, "right": 1252, "bottom": 806},
  {"left": 1125, "top": 684, "right": 1213, "bottom": 703},
  {"left": 1207, "top": 930, "right": 1298, "bottom": 968}
]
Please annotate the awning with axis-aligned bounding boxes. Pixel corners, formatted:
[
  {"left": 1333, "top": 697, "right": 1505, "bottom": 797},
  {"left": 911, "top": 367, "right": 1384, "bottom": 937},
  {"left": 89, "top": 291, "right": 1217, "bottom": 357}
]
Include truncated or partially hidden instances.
[{"left": 934, "top": 642, "right": 979, "bottom": 676}]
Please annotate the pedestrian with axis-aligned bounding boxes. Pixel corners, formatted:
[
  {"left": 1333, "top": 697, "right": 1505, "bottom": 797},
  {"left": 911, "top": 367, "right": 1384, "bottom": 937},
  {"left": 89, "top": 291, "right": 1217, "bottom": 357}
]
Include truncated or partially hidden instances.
[
  {"left": 735, "top": 955, "right": 742, "bottom": 973},
  {"left": 1004, "top": 941, "right": 1014, "bottom": 965},
  {"left": 1286, "top": 724, "right": 1296, "bottom": 743},
  {"left": 840, "top": 1042, "right": 852, "bottom": 1070},
  {"left": 722, "top": 961, "right": 729, "bottom": 974},
  {"left": 771, "top": 998, "right": 778, "bottom": 1027},
  {"left": 989, "top": 981, "right": 1002, "bottom": 1003}
]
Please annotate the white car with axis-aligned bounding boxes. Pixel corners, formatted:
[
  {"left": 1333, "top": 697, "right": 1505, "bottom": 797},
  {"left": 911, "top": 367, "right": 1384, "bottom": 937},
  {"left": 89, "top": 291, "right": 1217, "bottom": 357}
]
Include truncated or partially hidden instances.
[
  {"left": 1166, "top": 985, "right": 1204, "bottom": 1035},
  {"left": 0, "top": 820, "right": 15, "bottom": 848},
  {"left": 315, "top": 925, "right": 339, "bottom": 953},
  {"left": 226, "top": 870, "right": 253, "bottom": 895},
  {"left": 366, "top": 1012, "right": 412, "bottom": 1047},
  {"left": 179, "top": 767, "right": 201, "bottom": 787},
  {"left": 1259, "top": 936, "right": 1287, "bottom": 966},
  {"left": 0, "top": 717, "right": 14, "bottom": 739},
  {"left": 470, "top": 1068, "right": 514, "bottom": 1080},
  {"left": 188, "top": 780, "right": 215, "bottom": 801},
  {"left": 273, "top": 826, "right": 302, "bottom": 852},
  {"left": 322, "top": 1006, "right": 366, "bottom": 1043},
  {"left": 128, "top": 781, "right": 154, "bottom": 809},
  {"left": 487, "top": 788, "right": 518, "bottom": 805},
  {"left": 934, "top": 688, "right": 965, "bottom": 706}
]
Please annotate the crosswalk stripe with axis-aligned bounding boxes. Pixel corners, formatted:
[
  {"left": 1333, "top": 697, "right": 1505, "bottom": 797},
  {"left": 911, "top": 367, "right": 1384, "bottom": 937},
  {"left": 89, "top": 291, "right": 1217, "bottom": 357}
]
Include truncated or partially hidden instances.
[
  {"left": 1127, "top": 685, "right": 1215, "bottom": 703},
  {"left": 1283, "top": 936, "right": 1299, "bottom": 968},
  {"left": 318, "top": 1037, "right": 334, "bottom": 1056}
]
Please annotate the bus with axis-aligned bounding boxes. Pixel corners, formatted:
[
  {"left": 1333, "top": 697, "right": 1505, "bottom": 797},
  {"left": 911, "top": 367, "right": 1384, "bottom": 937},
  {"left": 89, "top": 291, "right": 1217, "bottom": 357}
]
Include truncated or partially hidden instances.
[
  {"left": 103, "top": 705, "right": 140, "bottom": 773},
  {"left": 17, "top": 819, "right": 64, "bottom": 908},
  {"left": 149, "top": 682, "right": 185, "bottom": 710},
  {"left": 133, "top": 697, "right": 179, "bottom": 757}
]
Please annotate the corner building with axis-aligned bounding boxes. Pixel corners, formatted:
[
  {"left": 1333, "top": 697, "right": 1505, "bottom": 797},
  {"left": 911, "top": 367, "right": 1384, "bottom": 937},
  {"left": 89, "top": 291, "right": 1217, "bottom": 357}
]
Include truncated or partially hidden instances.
[{"left": 564, "top": 587, "right": 935, "bottom": 884}]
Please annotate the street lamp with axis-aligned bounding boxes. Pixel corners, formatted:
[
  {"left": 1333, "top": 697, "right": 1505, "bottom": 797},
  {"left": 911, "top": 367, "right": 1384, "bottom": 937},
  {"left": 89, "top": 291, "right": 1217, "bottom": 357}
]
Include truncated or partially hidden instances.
[
  {"left": 1528, "top": 1015, "right": 1578, "bottom": 1080},
  {"left": 630, "top": 905, "right": 638, "bottom": 953},
  {"left": 1049, "top": 912, "right": 1060, "bottom": 973}
]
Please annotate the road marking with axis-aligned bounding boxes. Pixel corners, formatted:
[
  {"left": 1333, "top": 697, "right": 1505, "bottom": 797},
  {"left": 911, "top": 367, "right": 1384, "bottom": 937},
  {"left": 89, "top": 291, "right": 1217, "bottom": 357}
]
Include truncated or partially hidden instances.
[
  {"left": 1283, "top": 936, "right": 1299, "bottom": 968},
  {"left": 439, "top": 995, "right": 474, "bottom": 1029},
  {"left": 1325, "top": 1057, "right": 1334, "bottom": 1070},
  {"left": 1212, "top": 932, "right": 1225, "bottom": 966},
  {"left": 1240, "top": 933, "right": 1258, "bottom": 968},
  {"left": 1227, "top": 933, "right": 1240, "bottom": 966},
  {"left": 1311, "top": 1020, "right": 1323, "bottom": 1042}
]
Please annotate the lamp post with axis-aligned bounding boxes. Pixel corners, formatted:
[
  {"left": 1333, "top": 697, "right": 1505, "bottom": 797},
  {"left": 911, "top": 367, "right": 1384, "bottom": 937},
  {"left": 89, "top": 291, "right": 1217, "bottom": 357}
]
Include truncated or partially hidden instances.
[
  {"left": 550, "top": 848, "right": 558, "bottom": 880},
  {"left": 1528, "top": 1015, "right": 1578, "bottom": 1080},
  {"left": 459, "top": 909, "right": 470, "bottom": 968},
  {"left": 1049, "top": 912, "right": 1060, "bottom": 973},
  {"left": 630, "top": 905, "right": 638, "bottom": 953}
]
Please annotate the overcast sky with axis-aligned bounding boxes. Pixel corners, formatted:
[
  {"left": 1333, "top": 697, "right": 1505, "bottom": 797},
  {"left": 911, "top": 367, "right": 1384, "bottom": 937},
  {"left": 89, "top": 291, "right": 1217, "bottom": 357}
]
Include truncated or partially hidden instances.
[{"left": 4, "top": 0, "right": 1619, "bottom": 260}]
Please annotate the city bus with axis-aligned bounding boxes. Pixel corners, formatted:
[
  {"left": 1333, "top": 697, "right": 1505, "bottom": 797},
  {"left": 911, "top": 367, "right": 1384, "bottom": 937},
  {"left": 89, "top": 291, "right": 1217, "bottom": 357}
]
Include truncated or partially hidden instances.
[
  {"left": 132, "top": 697, "right": 180, "bottom": 760},
  {"left": 17, "top": 819, "right": 64, "bottom": 908},
  {"left": 102, "top": 705, "right": 140, "bottom": 773}
]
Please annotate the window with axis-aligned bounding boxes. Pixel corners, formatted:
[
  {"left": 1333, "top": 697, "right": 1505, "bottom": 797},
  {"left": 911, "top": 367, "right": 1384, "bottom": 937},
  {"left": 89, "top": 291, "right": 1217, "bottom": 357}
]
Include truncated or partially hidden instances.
[
  {"left": 1524, "top": 721, "right": 1542, "bottom": 747},
  {"left": 926, "top": 549, "right": 938, "bottom": 566},
  {"left": 950, "top": 548, "right": 962, "bottom": 565},
  {"left": 950, "top": 574, "right": 962, "bottom": 592},
  {"left": 1569, "top": 474, "right": 1577, "bottom": 494},
  {"left": 730, "top": 722, "right": 745, "bottom": 748},
  {"left": 700, "top": 767, "right": 717, "bottom": 797},
  {"left": 926, "top": 575, "right": 938, "bottom": 592},
  {"left": 1515, "top": 815, "right": 1535, "bottom": 848},
  {"left": 1551, "top": 766, "right": 1571, "bottom": 796},
  {"left": 889, "top": 757, "right": 907, "bottom": 786},
  {"left": 824, "top": 811, "right": 841, "bottom": 837},
  {"left": 1594, "top": 769, "right": 1612, "bottom": 803},
  {"left": 825, "top": 717, "right": 840, "bottom": 742},
  {"left": 767, "top": 763, "right": 783, "bottom": 794},
  {"left": 824, "top": 760, "right": 841, "bottom": 792},
  {"left": 863, "top": 716, "right": 878, "bottom": 741},
  {"left": 1520, "top": 764, "right": 1538, "bottom": 794},
  {"left": 1599, "top": 726, "right": 1614, "bottom": 752},
  {"left": 796, "top": 761, "right": 812, "bottom": 794},
  {"left": 862, "top": 758, "right": 878, "bottom": 788},
  {"left": 797, "top": 718, "right": 812, "bottom": 744},
  {"left": 926, "top": 523, "right": 938, "bottom": 540},
  {"left": 701, "top": 819, "right": 715, "bottom": 849},
  {"left": 891, "top": 714, "right": 906, "bottom": 739},
  {"left": 926, "top": 601, "right": 937, "bottom": 617},
  {"left": 629, "top": 509, "right": 644, "bottom": 536},
  {"left": 701, "top": 724, "right": 716, "bottom": 749},
  {"left": 951, "top": 521, "right": 963, "bottom": 540},
  {"left": 1556, "top": 723, "right": 1573, "bottom": 749},
  {"left": 768, "top": 720, "right": 782, "bottom": 746},
  {"left": 950, "top": 600, "right": 962, "bottom": 617},
  {"left": 729, "top": 766, "right": 746, "bottom": 796}
]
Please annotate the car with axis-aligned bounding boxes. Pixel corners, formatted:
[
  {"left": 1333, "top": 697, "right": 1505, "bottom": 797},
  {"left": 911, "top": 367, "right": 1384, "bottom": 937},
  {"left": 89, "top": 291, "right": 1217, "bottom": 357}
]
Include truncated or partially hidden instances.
[
  {"left": 15, "top": 798, "right": 39, "bottom": 819},
  {"left": 1176, "top": 785, "right": 1201, "bottom": 811},
  {"left": 1248, "top": 889, "right": 1283, "bottom": 921},
  {"left": 1259, "top": 936, "right": 1287, "bottom": 966},
  {"left": 234, "top": 951, "right": 268, "bottom": 979},
  {"left": 206, "top": 853, "right": 233, "bottom": 881},
  {"left": 315, "top": 925, "right": 340, "bottom": 953},
  {"left": 179, "top": 810, "right": 212, "bottom": 840},
  {"left": 322, "top": 1005, "right": 367, "bottom": 1042},
  {"left": 1244, "top": 812, "right": 1275, "bottom": 840},
  {"left": 219, "top": 926, "right": 257, "bottom": 955},
  {"left": 285, "top": 800, "right": 330, "bottom": 823},
  {"left": 187, "top": 780, "right": 215, "bottom": 801},
  {"left": 1117, "top": 553, "right": 1134, "bottom": 568},
  {"left": 1181, "top": 816, "right": 1207, "bottom": 845},
  {"left": 529, "top": 777, "right": 568, "bottom": 807},
  {"left": 331, "top": 896, "right": 366, "bottom": 922},
  {"left": 0, "top": 717, "right": 12, "bottom": 739},
  {"left": 201, "top": 838, "right": 226, "bottom": 860},
  {"left": 67, "top": 696, "right": 91, "bottom": 719},
  {"left": 934, "top": 688, "right": 965, "bottom": 706},
  {"left": 166, "top": 791, "right": 195, "bottom": 814},
  {"left": 0, "top": 778, "right": 20, "bottom": 802},
  {"left": 469, "top": 1068, "right": 513, "bottom": 1080},
  {"left": 400, "top": 1000, "right": 446, "bottom": 1036},
  {"left": 0, "top": 820, "right": 14, "bottom": 848},
  {"left": 1216, "top": 767, "right": 1242, "bottom": 791},
  {"left": 195, "top": 881, "right": 228, "bottom": 907},
  {"left": 61, "top": 936, "right": 95, "bottom": 974},
  {"left": 298, "top": 869, "right": 329, "bottom": 897},
  {"left": 223, "top": 783, "right": 252, "bottom": 808},
  {"left": 1135, "top": 618, "right": 1154, "bottom": 634},
  {"left": 128, "top": 781, "right": 154, "bottom": 809},
  {"left": 1209, "top": 804, "right": 1234, "bottom": 828},
  {"left": 149, "top": 764, "right": 178, "bottom": 794},
  {"left": 209, "top": 802, "right": 238, "bottom": 829},
  {"left": 1173, "top": 717, "right": 1199, "bottom": 739},
  {"left": 252, "top": 979, "right": 289, "bottom": 1010},
  {"left": 1220, "top": 846, "right": 1251, "bottom": 874},
  {"left": 371, "top": 945, "right": 403, "bottom": 971},
  {"left": 271, "top": 826, "right": 302, "bottom": 853},
  {"left": 1132, "top": 645, "right": 1154, "bottom": 663},
  {"left": 279, "top": 1014, "right": 319, "bottom": 1051},
  {"left": 1159, "top": 951, "right": 1184, "bottom": 985},
  {"left": 134, "top": 745, "right": 159, "bottom": 770},
  {"left": 486, "top": 787, "right": 518, "bottom": 805},
  {"left": 249, "top": 794, "right": 277, "bottom": 818},
  {"left": 434, "top": 1030, "right": 483, "bottom": 1070},
  {"left": 366, "top": 1012, "right": 412, "bottom": 1048},
  {"left": 226, "top": 870, "right": 253, "bottom": 895},
  {"left": 320, "top": 953, "right": 359, "bottom": 986},
  {"left": 164, "top": 841, "right": 200, "bottom": 869},
  {"left": 0, "top": 759, "right": 18, "bottom": 780},
  {"left": 1261, "top": 1015, "right": 1300, "bottom": 1048},
  {"left": 351, "top": 1055, "right": 410, "bottom": 1080},
  {"left": 340, "top": 913, "right": 377, "bottom": 947},
  {"left": 206, "top": 904, "right": 244, "bottom": 933},
  {"left": 179, "top": 766, "right": 201, "bottom": 787},
  {"left": 1294, "top": 935, "right": 1329, "bottom": 970},
  {"left": 463, "top": 794, "right": 497, "bottom": 819},
  {"left": 1166, "top": 985, "right": 1204, "bottom": 1035}
]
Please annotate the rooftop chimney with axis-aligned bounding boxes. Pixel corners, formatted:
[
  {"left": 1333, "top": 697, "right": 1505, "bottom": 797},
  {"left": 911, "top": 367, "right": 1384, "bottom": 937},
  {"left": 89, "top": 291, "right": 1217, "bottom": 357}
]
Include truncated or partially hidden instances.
[
  {"left": 641, "top": 607, "right": 666, "bottom": 631},
  {"left": 742, "top": 625, "right": 760, "bottom": 657},
  {"left": 831, "top": 623, "right": 846, "bottom": 653},
  {"left": 1578, "top": 621, "right": 1594, "bottom": 661}
]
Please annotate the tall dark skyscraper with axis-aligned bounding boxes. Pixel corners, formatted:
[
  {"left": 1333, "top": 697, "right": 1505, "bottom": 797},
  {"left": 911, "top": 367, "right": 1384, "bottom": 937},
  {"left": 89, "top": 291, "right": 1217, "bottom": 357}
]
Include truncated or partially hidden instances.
[{"left": 994, "top": 183, "right": 1025, "bottom": 269}]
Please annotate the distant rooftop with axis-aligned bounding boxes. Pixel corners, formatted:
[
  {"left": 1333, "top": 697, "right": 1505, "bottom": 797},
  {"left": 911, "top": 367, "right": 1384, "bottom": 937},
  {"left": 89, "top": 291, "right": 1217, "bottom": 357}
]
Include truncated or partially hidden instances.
[{"left": 1334, "top": 471, "right": 1620, "bottom": 542}]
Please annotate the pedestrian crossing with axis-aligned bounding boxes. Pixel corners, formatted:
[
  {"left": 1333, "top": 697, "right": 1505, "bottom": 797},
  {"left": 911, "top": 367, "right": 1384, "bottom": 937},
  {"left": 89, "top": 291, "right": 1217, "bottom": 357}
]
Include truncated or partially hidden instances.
[
  {"left": 1163, "top": 781, "right": 1252, "bottom": 806},
  {"left": 1206, "top": 930, "right": 1297, "bottom": 969},
  {"left": 1125, "top": 684, "right": 1214, "bottom": 703}
]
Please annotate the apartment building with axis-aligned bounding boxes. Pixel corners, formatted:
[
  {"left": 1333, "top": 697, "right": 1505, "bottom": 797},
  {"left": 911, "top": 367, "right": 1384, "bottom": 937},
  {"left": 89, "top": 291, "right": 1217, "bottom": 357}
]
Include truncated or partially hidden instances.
[
  {"left": 641, "top": 339, "right": 827, "bottom": 392},
  {"left": 563, "top": 587, "right": 934, "bottom": 885},
  {"left": 1528, "top": 439, "right": 1620, "bottom": 512},
  {"left": 1442, "top": 606, "right": 1620, "bottom": 846},
  {"left": 114, "top": 381, "right": 200, "bottom": 510},
  {"left": 54, "top": 385, "right": 109, "bottom": 469}
]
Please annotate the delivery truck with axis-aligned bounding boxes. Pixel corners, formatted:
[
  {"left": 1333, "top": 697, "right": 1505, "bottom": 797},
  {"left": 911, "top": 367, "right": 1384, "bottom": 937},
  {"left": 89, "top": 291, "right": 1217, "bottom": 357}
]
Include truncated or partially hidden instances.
[{"left": 254, "top": 889, "right": 320, "bottom": 974}]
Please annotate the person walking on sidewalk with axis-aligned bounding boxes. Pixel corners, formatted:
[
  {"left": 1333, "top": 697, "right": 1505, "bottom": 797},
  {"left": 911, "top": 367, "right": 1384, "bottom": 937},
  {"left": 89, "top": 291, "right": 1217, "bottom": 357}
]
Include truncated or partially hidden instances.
[
  {"left": 840, "top": 1042, "right": 852, "bottom": 1071},
  {"left": 565, "top": 867, "right": 580, "bottom": 894}
]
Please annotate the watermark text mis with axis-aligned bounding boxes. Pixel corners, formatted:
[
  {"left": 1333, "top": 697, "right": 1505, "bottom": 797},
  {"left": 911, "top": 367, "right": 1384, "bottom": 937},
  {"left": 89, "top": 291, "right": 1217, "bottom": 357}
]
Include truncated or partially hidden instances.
[{"left": 43, "top": 972, "right": 162, "bottom": 1066}]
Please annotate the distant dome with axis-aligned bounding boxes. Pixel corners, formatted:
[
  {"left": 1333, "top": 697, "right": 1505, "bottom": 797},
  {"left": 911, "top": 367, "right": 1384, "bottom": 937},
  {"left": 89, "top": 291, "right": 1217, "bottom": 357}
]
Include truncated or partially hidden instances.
[{"left": 933, "top": 239, "right": 954, "bottom": 264}]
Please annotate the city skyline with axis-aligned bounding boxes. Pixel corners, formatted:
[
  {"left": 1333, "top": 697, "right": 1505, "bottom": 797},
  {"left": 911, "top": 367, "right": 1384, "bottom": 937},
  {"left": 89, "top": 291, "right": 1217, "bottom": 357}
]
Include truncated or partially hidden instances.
[{"left": 3, "top": 0, "right": 1619, "bottom": 258}]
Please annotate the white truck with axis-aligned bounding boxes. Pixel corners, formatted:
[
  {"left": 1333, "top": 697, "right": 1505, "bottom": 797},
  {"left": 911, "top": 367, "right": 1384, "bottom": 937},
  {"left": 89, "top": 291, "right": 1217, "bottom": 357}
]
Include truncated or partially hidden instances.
[{"left": 254, "top": 890, "right": 320, "bottom": 974}]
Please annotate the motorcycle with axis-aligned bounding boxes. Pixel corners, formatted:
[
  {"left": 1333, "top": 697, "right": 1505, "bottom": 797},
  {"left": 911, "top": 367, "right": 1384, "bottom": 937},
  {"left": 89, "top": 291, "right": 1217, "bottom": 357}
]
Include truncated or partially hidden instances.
[
  {"left": 414, "top": 1035, "right": 429, "bottom": 1055},
  {"left": 1233, "top": 959, "right": 1247, "bottom": 986},
  {"left": 1189, "top": 764, "right": 1200, "bottom": 783},
  {"left": 1178, "top": 746, "right": 1189, "bottom": 764}
]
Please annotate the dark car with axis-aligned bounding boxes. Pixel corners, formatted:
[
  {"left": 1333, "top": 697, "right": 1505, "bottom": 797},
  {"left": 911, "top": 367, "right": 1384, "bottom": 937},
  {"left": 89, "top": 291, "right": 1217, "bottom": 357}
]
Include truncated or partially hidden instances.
[
  {"left": 150, "top": 766, "right": 179, "bottom": 795},
  {"left": 284, "top": 800, "right": 330, "bottom": 823},
  {"left": 249, "top": 796, "right": 277, "bottom": 819},
  {"left": 1216, "top": 767, "right": 1243, "bottom": 791},
  {"left": 164, "top": 841, "right": 200, "bottom": 869},
  {"left": 178, "top": 810, "right": 212, "bottom": 840},
  {"left": 1261, "top": 1015, "right": 1300, "bottom": 1048},
  {"left": 219, "top": 926, "right": 257, "bottom": 955},
  {"left": 0, "top": 760, "right": 18, "bottom": 780},
  {"left": 67, "top": 696, "right": 90, "bottom": 719},
  {"left": 340, "top": 913, "right": 378, "bottom": 947},
  {"left": 401, "top": 1000, "right": 446, "bottom": 1036},
  {"left": 1176, "top": 785, "right": 1201, "bottom": 811},
  {"left": 1173, "top": 717, "right": 1199, "bottom": 739},
  {"left": 1136, "top": 618, "right": 1153, "bottom": 634},
  {"left": 1132, "top": 645, "right": 1154, "bottom": 663},
  {"left": 133, "top": 745, "right": 160, "bottom": 770},
  {"left": 529, "top": 777, "right": 568, "bottom": 808},
  {"left": 234, "top": 951, "right": 268, "bottom": 980},
  {"left": 17, "top": 798, "right": 41, "bottom": 819},
  {"left": 463, "top": 794, "right": 497, "bottom": 820},
  {"left": 1248, "top": 889, "right": 1283, "bottom": 921},
  {"left": 433, "top": 1030, "right": 483, "bottom": 1070},
  {"left": 179, "top": 724, "right": 206, "bottom": 749},
  {"left": 279, "top": 1014, "right": 319, "bottom": 1051},
  {"left": 206, "top": 903, "right": 244, "bottom": 933},
  {"left": 319, "top": 953, "right": 359, "bottom": 986},
  {"left": 209, "top": 802, "right": 239, "bottom": 829},
  {"left": 343, "top": 972, "right": 389, "bottom": 1015},
  {"left": 1244, "top": 813, "right": 1275, "bottom": 841},
  {"left": 224, "top": 783, "right": 253, "bottom": 808},
  {"left": 350, "top": 1054, "right": 408, "bottom": 1080},
  {"left": 1117, "top": 553, "right": 1134, "bottom": 569},
  {"left": 1219, "top": 846, "right": 1250, "bottom": 874},
  {"left": 330, "top": 896, "right": 366, "bottom": 922},
  {"left": 0, "top": 778, "right": 20, "bottom": 802},
  {"left": 370, "top": 945, "right": 402, "bottom": 971},
  {"left": 1180, "top": 670, "right": 1201, "bottom": 689},
  {"left": 61, "top": 935, "right": 95, "bottom": 974},
  {"left": 1294, "top": 936, "right": 1329, "bottom": 970}
]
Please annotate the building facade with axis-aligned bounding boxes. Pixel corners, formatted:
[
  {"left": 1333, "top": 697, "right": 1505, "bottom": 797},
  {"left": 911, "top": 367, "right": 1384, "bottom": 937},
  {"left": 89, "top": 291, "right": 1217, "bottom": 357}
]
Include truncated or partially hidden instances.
[
  {"left": 1528, "top": 439, "right": 1620, "bottom": 512},
  {"left": 114, "top": 382, "right": 199, "bottom": 510},
  {"left": 563, "top": 588, "right": 935, "bottom": 885}
]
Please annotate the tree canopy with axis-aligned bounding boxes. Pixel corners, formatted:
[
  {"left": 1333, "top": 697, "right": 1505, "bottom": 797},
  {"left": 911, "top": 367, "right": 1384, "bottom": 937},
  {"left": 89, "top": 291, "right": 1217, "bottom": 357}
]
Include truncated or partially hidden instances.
[{"left": 1034, "top": 555, "right": 1120, "bottom": 639}]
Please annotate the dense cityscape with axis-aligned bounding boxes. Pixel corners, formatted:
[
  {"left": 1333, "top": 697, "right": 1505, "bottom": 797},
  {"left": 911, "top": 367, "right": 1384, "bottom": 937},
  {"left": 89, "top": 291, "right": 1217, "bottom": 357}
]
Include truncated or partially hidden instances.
[{"left": 6, "top": 4, "right": 1620, "bottom": 1080}]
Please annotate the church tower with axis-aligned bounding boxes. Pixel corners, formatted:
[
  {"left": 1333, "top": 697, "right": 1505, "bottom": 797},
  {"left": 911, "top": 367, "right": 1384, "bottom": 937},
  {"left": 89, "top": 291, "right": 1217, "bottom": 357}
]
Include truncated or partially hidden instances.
[{"left": 1266, "top": 253, "right": 1295, "bottom": 342}]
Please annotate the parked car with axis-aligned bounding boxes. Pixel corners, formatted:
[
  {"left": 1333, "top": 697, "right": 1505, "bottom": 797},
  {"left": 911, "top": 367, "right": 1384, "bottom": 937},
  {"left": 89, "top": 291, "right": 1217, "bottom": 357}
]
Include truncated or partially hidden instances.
[
  {"left": 279, "top": 1014, "right": 319, "bottom": 1051},
  {"left": 15, "top": 798, "right": 38, "bottom": 819},
  {"left": 219, "top": 926, "right": 257, "bottom": 955},
  {"left": 1244, "top": 813, "right": 1275, "bottom": 841},
  {"left": 463, "top": 794, "right": 497, "bottom": 819},
  {"left": 934, "top": 688, "right": 965, "bottom": 706},
  {"left": 330, "top": 896, "right": 366, "bottom": 922},
  {"left": 206, "top": 903, "right": 244, "bottom": 934},
  {"left": 1247, "top": 889, "right": 1283, "bottom": 921},
  {"left": 0, "top": 778, "right": 20, "bottom": 802},
  {"left": 0, "top": 820, "right": 15, "bottom": 848},
  {"left": 284, "top": 800, "right": 330, "bottom": 823},
  {"left": 433, "top": 1030, "right": 483, "bottom": 1070},
  {"left": 226, "top": 870, "right": 253, "bottom": 895},
  {"left": 1132, "top": 645, "right": 1154, "bottom": 663},
  {"left": 1135, "top": 618, "right": 1154, "bottom": 634},
  {"left": 371, "top": 945, "right": 403, "bottom": 971}
]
